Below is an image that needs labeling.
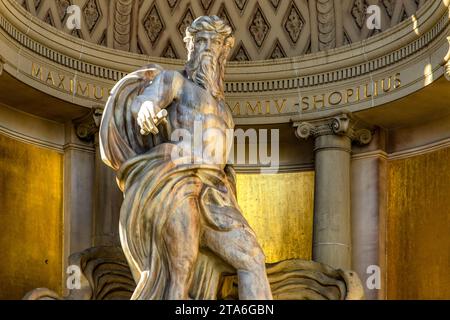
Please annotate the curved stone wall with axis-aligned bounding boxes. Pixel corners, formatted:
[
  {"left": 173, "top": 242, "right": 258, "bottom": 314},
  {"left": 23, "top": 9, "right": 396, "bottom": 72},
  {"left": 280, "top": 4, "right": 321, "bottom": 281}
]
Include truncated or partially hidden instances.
[{"left": 1, "top": 0, "right": 449, "bottom": 125}]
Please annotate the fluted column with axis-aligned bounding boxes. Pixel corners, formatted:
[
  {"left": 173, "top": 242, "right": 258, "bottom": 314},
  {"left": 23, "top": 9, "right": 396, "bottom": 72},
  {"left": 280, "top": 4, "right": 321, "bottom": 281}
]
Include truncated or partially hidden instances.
[{"left": 294, "top": 113, "right": 372, "bottom": 270}]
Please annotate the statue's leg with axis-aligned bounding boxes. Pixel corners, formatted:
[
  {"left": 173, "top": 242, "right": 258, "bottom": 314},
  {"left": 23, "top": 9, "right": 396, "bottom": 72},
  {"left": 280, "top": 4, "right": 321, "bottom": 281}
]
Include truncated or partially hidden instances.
[
  {"left": 203, "top": 226, "right": 273, "bottom": 300},
  {"left": 163, "top": 196, "right": 201, "bottom": 300}
]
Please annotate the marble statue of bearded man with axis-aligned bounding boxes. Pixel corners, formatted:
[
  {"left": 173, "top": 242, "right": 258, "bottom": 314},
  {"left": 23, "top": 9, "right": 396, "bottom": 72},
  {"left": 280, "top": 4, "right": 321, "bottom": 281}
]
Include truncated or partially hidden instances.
[{"left": 99, "top": 16, "right": 272, "bottom": 300}]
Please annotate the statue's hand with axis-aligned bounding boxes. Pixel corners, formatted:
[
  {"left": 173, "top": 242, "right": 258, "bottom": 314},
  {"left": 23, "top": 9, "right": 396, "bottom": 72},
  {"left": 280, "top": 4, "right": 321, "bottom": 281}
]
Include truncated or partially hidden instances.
[{"left": 136, "top": 101, "right": 168, "bottom": 136}]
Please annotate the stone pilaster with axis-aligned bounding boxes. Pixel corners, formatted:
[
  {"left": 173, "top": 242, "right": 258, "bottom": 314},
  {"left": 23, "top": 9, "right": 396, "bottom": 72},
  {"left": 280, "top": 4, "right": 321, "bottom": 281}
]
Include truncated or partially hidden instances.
[
  {"left": 351, "top": 136, "right": 387, "bottom": 300},
  {"left": 294, "top": 113, "right": 372, "bottom": 270},
  {"left": 74, "top": 107, "right": 122, "bottom": 247},
  {"left": 63, "top": 121, "right": 95, "bottom": 256}
]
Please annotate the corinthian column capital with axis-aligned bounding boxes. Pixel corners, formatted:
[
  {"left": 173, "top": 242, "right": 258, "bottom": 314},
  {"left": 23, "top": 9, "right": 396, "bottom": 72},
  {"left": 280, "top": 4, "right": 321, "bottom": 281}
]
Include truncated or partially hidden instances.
[
  {"left": 73, "top": 106, "right": 104, "bottom": 142},
  {"left": 293, "top": 112, "right": 372, "bottom": 146}
]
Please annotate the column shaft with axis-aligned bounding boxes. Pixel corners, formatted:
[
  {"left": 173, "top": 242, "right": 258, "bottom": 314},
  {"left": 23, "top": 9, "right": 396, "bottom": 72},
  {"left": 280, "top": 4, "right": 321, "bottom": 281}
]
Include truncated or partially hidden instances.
[{"left": 313, "top": 134, "right": 352, "bottom": 270}]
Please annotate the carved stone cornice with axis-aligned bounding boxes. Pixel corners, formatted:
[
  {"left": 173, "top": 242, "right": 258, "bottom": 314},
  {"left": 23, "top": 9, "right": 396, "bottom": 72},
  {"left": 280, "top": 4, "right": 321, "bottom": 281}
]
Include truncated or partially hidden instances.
[
  {"left": 293, "top": 113, "right": 373, "bottom": 146},
  {"left": 74, "top": 107, "right": 104, "bottom": 142},
  {"left": 1, "top": 0, "right": 448, "bottom": 86}
]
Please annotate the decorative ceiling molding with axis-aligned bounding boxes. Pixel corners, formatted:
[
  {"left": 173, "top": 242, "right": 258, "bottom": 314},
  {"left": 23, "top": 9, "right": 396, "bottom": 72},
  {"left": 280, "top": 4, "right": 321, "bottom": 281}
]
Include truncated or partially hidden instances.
[
  {"left": 1, "top": 0, "right": 446, "bottom": 79},
  {"left": 248, "top": 2, "right": 270, "bottom": 49},
  {"left": 162, "top": 40, "right": 178, "bottom": 59},
  {"left": 167, "top": 0, "right": 180, "bottom": 13},
  {"left": 283, "top": 1, "right": 305, "bottom": 46},
  {"left": 268, "top": 39, "right": 287, "bottom": 60},
  {"left": 234, "top": 0, "right": 248, "bottom": 16},
  {"left": 113, "top": 0, "right": 133, "bottom": 51},
  {"left": 232, "top": 41, "right": 251, "bottom": 62},
  {"left": 177, "top": 5, "right": 195, "bottom": 40},
  {"left": 83, "top": 0, "right": 100, "bottom": 33},
  {"left": 143, "top": 2, "right": 164, "bottom": 47},
  {"left": 200, "top": 0, "right": 214, "bottom": 14},
  {"left": 317, "top": 0, "right": 335, "bottom": 50},
  {"left": 217, "top": 3, "right": 234, "bottom": 32},
  {"left": 270, "top": 0, "right": 281, "bottom": 12},
  {"left": 13, "top": 0, "right": 426, "bottom": 61}
]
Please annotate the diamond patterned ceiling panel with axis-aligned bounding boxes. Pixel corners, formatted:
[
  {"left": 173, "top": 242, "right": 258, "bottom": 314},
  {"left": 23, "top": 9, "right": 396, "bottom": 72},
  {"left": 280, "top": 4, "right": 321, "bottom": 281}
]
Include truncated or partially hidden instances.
[{"left": 16, "top": 0, "right": 423, "bottom": 61}]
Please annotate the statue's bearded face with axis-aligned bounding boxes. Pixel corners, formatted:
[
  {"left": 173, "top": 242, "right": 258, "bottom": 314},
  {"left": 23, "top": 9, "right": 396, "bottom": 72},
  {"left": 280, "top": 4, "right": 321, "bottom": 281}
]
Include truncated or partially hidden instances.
[{"left": 186, "top": 31, "right": 226, "bottom": 100}]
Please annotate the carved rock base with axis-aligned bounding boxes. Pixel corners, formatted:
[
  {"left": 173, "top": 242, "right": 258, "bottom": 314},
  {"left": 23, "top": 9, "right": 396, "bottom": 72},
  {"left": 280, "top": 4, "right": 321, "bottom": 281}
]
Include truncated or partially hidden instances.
[{"left": 24, "top": 246, "right": 364, "bottom": 300}]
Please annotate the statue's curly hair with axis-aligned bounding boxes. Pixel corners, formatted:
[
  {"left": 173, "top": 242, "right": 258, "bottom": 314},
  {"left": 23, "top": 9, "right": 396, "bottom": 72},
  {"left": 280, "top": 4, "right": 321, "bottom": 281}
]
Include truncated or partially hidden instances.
[{"left": 183, "top": 15, "right": 235, "bottom": 61}]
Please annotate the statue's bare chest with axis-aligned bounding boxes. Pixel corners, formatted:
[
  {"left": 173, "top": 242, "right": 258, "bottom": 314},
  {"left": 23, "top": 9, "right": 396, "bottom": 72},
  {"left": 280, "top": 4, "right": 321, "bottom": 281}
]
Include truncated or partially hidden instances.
[{"left": 169, "top": 80, "right": 231, "bottom": 129}]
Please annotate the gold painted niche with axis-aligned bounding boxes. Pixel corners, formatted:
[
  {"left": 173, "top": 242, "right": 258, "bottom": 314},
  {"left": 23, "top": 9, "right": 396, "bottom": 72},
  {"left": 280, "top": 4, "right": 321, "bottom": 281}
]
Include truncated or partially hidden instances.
[
  {"left": 386, "top": 147, "right": 450, "bottom": 299},
  {"left": 236, "top": 171, "right": 314, "bottom": 263},
  {"left": 0, "top": 133, "right": 63, "bottom": 299}
]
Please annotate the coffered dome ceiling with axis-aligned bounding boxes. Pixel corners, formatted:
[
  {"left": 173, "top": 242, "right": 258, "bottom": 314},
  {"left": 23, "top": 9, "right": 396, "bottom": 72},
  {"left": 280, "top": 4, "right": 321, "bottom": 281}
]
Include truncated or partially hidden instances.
[{"left": 16, "top": 0, "right": 425, "bottom": 61}]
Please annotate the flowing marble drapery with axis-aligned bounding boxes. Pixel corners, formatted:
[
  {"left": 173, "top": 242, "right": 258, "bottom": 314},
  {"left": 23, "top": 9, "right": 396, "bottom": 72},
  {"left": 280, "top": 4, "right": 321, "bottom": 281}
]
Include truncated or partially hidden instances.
[
  {"left": 95, "top": 63, "right": 365, "bottom": 300},
  {"left": 99, "top": 64, "right": 246, "bottom": 299}
]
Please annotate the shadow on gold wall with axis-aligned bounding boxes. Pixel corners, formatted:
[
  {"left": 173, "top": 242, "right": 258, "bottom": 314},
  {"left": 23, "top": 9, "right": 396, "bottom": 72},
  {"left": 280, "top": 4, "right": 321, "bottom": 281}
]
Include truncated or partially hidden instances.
[
  {"left": 0, "top": 134, "right": 63, "bottom": 299},
  {"left": 236, "top": 172, "right": 314, "bottom": 263},
  {"left": 387, "top": 147, "right": 450, "bottom": 299}
]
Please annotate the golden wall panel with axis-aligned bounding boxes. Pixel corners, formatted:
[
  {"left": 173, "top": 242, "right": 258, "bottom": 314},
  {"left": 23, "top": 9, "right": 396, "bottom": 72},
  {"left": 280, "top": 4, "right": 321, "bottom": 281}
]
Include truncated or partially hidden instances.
[
  {"left": 0, "top": 133, "right": 63, "bottom": 299},
  {"left": 236, "top": 172, "right": 314, "bottom": 263},
  {"left": 387, "top": 147, "right": 450, "bottom": 299}
]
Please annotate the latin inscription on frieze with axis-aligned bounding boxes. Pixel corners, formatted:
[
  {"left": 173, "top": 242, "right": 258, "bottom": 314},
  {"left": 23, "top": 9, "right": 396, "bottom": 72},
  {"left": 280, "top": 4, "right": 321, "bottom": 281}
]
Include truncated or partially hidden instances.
[{"left": 30, "top": 63, "right": 401, "bottom": 117}]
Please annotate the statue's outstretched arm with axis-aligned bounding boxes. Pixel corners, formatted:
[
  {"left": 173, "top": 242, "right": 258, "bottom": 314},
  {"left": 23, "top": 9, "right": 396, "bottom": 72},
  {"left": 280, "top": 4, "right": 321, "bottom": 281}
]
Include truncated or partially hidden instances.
[
  {"left": 130, "top": 71, "right": 181, "bottom": 136},
  {"left": 99, "top": 65, "right": 177, "bottom": 169}
]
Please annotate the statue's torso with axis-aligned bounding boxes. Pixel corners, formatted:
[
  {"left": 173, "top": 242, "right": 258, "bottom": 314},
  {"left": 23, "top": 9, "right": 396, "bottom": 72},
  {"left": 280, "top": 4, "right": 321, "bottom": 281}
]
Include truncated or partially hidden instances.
[{"left": 165, "top": 72, "right": 234, "bottom": 169}]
